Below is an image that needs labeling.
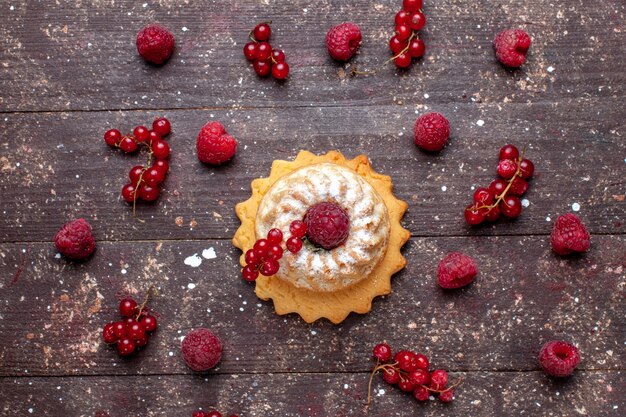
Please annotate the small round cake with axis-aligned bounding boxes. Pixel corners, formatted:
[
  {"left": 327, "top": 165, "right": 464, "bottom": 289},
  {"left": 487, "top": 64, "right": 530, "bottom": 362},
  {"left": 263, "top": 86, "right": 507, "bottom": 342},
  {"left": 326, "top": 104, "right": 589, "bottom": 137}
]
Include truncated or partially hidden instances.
[{"left": 255, "top": 163, "right": 390, "bottom": 292}]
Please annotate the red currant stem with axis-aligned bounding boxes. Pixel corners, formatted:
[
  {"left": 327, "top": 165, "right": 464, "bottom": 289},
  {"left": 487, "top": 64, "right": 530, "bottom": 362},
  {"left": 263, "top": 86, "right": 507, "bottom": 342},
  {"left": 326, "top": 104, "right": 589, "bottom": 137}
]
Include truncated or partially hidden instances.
[
  {"left": 134, "top": 285, "right": 158, "bottom": 321},
  {"left": 352, "top": 32, "right": 417, "bottom": 76},
  {"left": 421, "top": 376, "right": 464, "bottom": 394},
  {"left": 366, "top": 362, "right": 400, "bottom": 405}
]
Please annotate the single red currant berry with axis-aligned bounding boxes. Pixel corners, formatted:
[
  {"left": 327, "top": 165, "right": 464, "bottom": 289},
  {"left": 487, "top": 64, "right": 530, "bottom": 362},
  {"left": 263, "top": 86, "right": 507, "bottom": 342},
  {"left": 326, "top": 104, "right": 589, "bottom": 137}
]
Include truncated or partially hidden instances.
[
  {"left": 489, "top": 178, "right": 508, "bottom": 198},
  {"left": 206, "top": 411, "right": 222, "bottom": 417},
  {"left": 413, "top": 385, "right": 430, "bottom": 401},
  {"left": 394, "top": 52, "right": 412, "bottom": 68},
  {"left": 151, "top": 139, "right": 170, "bottom": 160},
  {"left": 255, "top": 42, "right": 272, "bottom": 61},
  {"left": 389, "top": 35, "right": 408, "bottom": 54},
  {"left": 395, "top": 24, "right": 412, "bottom": 41},
  {"left": 253, "top": 59, "right": 271, "bottom": 77},
  {"left": 408, "top": 38, "right": 425, "bottom": 58},
  {"left": 394, "top": 351, "right": 420, "bottom": 372},
  {"left": 373, "top": 343, "right": 393, "bottom": 362},
  {"left": 289, "top": 220, "right": 307, "bottom": 238},
  {"left": 398, "top": 377, "right": 416, "bottom": 392},
  {"left": 192, "top": 411, "right": 205, "bottom": 417},
  {"left": 133, "top": 126, "right": 150, "bottom": 142},
  {"left": 143, "top": 167, "right": 165, "bottom": 186},
  {"left": 497, "top": 159, "right": 518, "bottom": 179},
  {"left": 486, "top": 205, "right": 501, "bottom": 222},
  {"left": 271, "top": 49, "right": 286, "bottom": 63},
  {"left": 135, "top": 334, "right": 149, "bottom": 347},
  {"left": 499, "top": 144, "right": 519, "bottom": 161},
  {"left": 244, "top": 42, "right": 257, "bottom": 61},
  {"left": 465, "top": 203, "right": 486, "bottom": 225},
  {"left": 253, "top": 238, "right": 270, "bottom": 256},
  {"left": 253, "top": 23, "right": 271, "bottom": 41},
  {"left": 382, "top": 367, "right": 400, "bottom": 384},
  {"left": 153, "top": 159, "right": 169, "bottom": 176},
  {"left": 128, "top": 321, "right": 146, "bottom": 341},
  {"left": 119, "top": 137, "right": 139, "bottom": 153},
  {"left": 129, "top": 165, "right": 144, "bottom": 185},
  {"left": 121, "top": 183, "right": 138, "bottom": 203},
  {"left": 519, "top": 159, "right": 534, "bottom": 179},
  {"left": 429, "top": 370, "right": 448, "bottom": 391},
  {"left": 260, "top": 259, "right": 280, "bottom": 276},
  {"left": 408, "top": 368, "right": 431, "bottom": 385},
  {"left": 509, "top": 176, "right": 528, "bottom": 196},
  {"left": 148, "top": 130, "right": 162, "bottom": 144},
  {"left": 267, "top": 228, "right": 283, "bottom": 244},
  {"left": 272, "top": 61, "right": 289, "bottom": 80},
  {"left": 403, "top": 0, "right": 423, "bottom": 13},
  {"left": 123, "top": 317, "right": 135, "bottom": 325},
  {"left": 152, "top": 117, "right": 171, "bottom": 136},
  {"left": 104, "top": 129, "right": 122, "bottom": 146},
  {"left": 119, "top": 298, "right": 138, "bottom": 317},
  {"left": 268, "top": 244, "right": 283, "bottom": 261},
  {"left": 141, "top": 315, "right": 158, "bottom": 332},
  {"left": 439, "top": 389, "right": 454, "bottom": 403},
  {"left": 286, "top": 236, "right": 303, "bottom": 253},
  {"left": 117, "top": 337, "right": 136, "bottom": 356},
  {"left": 395, "top": 10, "right": 411, "bottom": 26},
  {"left": 473, "top": 187, "right": 495, "bottom": 205},
  {"left": 414, "top": 353, "right": 429, "bottom": 370},
  {"left": 138, "top": 184, "right": 160, "bottom": 202},
  {"left": 245, "top": 249, "right": 261, "bottom": 266},
  {"left": 112, "top": 321, "right": 128, "bottom": 339},
  {"left": 501, "top": 195, "right": 522, "bottom": 218},
  {"left": 409, "top": 12, "right": 426, "bottom": 31},
  {"left": 102, "top": 322, "right": 118, "bottom": 344},
  {"left": 242, "top": 264, "right": 260, "bottom": 282}
]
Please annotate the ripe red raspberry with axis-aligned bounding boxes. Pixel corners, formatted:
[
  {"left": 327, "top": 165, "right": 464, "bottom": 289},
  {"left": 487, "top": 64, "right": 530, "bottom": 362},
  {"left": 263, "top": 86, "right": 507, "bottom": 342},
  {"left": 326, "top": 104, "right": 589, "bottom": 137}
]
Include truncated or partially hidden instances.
[
  {"left": 493, "top": 29, "right": 531, "bottom": 68},
  {"left": 303, "top": 202, "right": 350, "bottom": 250},
  {"left": 539, "top": 340, "right": 580, "bottom": 377},
  {"left": 181, "top": 328, "right": 223, "bottom": 371},
  {"left": 136, "top": 25, "right": 175, "bottom": 65},
  {"left": 54, "top": 218, "right": 96, "bottom": 260},
  {"left": 550, "top": 213, "right": 590, "bottom": 255},
  {"left": 414, "top": 112, "right": 450, "bottom": 152},
  {"left": 325, "top": 22, "right": 362, "bottom": 61},
  {"left": 196, "top": 121, "right": 238, "bottom": 165},
  {"left": 437, "top": 252, "right": 477, "bottom": 289}
]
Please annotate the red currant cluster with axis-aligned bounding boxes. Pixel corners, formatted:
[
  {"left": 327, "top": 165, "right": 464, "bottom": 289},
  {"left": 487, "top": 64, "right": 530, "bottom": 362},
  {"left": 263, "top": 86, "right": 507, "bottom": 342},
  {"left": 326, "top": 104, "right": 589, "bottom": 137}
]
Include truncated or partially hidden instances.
[
  {"left": 101, "top": 293, "right": 158, "bottom": 356},
  {"left": 241, "top": 220, "right": 307, "bottom": 282},
  {"left": 243, "top": 22, "right": 290, "bottom": 79},
  {"left": 192, "top": 410, "right": 238, "bottom": 417},
  {"left": 389, "top": 0, "right": 427, "bottom": 68},
  {"left": 368, "top": 343, "right": 462, "bottom": 404},
  {"left": 465, "top": 144, "right": 535, "bottom": 225},
  {"left": 103, "top": 117, "right": 172, "bottom": 206}
]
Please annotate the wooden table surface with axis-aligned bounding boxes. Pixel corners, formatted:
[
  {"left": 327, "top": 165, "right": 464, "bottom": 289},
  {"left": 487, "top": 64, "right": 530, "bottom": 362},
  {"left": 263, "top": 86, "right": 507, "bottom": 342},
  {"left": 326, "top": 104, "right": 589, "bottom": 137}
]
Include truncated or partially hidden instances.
[{"left": 1, "top": 0, "right": 624, "bottom": 416}]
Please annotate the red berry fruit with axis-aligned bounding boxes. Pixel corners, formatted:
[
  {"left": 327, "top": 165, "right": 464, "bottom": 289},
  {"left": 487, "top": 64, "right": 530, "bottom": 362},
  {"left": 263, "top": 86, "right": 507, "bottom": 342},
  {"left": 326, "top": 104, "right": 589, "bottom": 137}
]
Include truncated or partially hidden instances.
[
  {"left": 486, "top": 205, "right": 501, "bottom": 222},
  {"left": 102, "top": 323, "right": 118, "bottom": 344},
  {"left": 325, "top": 22, "right": 362, "bottom": 62},
  {"left": 397, "top": 377, "right": 416, "bottom": 392},
  {"left": 414, "top": 112, "right": 450, "bottom": 152},
  {"left": 152, "top": 117, "right": 171, "bottom": 136},
  {"left": 192, "top": 411, "right": 205, "bottom": 417},
  {"left": 255, "top": 42, "right": 272, "bottom": 61},
  {"left": 394, "top": 351, "right": 420, "bottom": 372},
  {"left": 409, "top": 12, "right": 426, "bottom": 31},
  {"left": 465, "top": 203, "right": 486, "bottom": 225},
  {"left": 104, "top": 129, "right": 122, "bottom": 146},
  {"left": 289, "top": 220, "right": 307, "bottom": 238},
  {"left": 414, "top": 353, "right": 429, "bottom": 370},
  {"left": 267, "top": 245, "right": 283, "bottom": 261},
  {"left": 439, "top": 389, "right": 454, "bottom": 403},
  {"left": 497, "top": 159, "right": 518, "bottom": 179},
  {"left": 509, "top": 177, "right": 528, "bottom": 196},
  {"left": 133, "top": 126, "right": 150, "bottom": 143},
  {"left": 271, "top": 61, "right": 289, "bottom": 80},
  {"left": 429, "top": 370, "right": 448, "bottom": 391},
  {"left": 271, "top": 49, "right": 286, "bottom": 63},
  {"left": 395, "top": 10, "right": 411, "bottom": 26},
  {"left": 181, "top": 328, "right": 223, "bottom": 371},
  {"left": 119, "top": 137, "right": 138, "bottom": 153},
  {"left": 53, "top": 218, "right": 96, "bottom": 260},
  {"left": 304, "top": 202, "right": 350, "bottom": 250},
  {"left": 539, "top": 340, "right": 580, "bottom": 377},
  {"left": 141, "top": 315, "right": 158, "bottom": 332},
  {"left": 408, "top": 368, "right": 430, "bottom": 385},
  {"left": 117, "top": 337, "right": 136, "bottom": 356},
  {"left": 243, "top": 42, "right": 257, "bottom": 61},
  {"left": 143, "top": 167, "right": 165, "bottom": 186},
  {"left": 473, "top": 187, "right": 495, "bottom": 205},
  {"left": 413, "top": 385, "right": 430, "bottom": 401},
  {"left": 394, "top": 52, "right": 412, "bottom": 68},
  {"left": 437, "top": 252, "right": 478, "bottom": 289},
  {"left": 500, "top": 196, "right": 522, "bottom": 218},
  {"left": 153, "top": 159, "right": 169, "bottom": 176},
  {"left": 242, "top": 264, "right": 260, "bottom": 282},
  {"left": 494, "top": 29, "right": 531, "bottom": 68},
  {"left": 119, "top": 298, "right": 138, "bottom": 317},
  {"left": 253, "top": 23, "right": 271, "bottom": 41},
  {"left": 373, "top": 343, "right": 393, "bottom": 362},
  {"left": 395, "top": 24, "right": 412, "bottom": 41},
  {"left": 259, "top": 259, "right": 280, "bottom": 276},
  {"left": 136, "top": 25, "right": 175, "bottom": 65},
  {"left": 196, "top": 121, "right": 238, "bottom": 165},
  {"left": 253, "top": 59, "right": 271, "bottom": 77},
  {"left": 408, "top": 38, "right": 425, "bottom": 58},
  {"left": 151, "top": 140, "right": 170, "bottom": 160},
  {"left": 286, "top": 236, "right": 303, "bottom": 253},
  {"left": 138, "top": 184, "right": 160, "bottom": 202},
  {"left": 382, "top": 367, "right": 400, "bottom": 384},
  {"left": 245, "top": 249, "right": 262, "bottom": 266},
  {"left": 403, "top": 0, "right": 423, "bottom": 13},
  {"left": 267, "top": 228, "right": 283, "bottom": 244},
  {"left": 519, "top": 159, "right": 534, "bottom": 179},
  {"left": 389, "top": 35, "right": 408, "bottom": 54},
  {"left": 129, "top": 165, "right": 144, "bottom": 185},
  {"left": 112, "top": 321, "right": 128, "bottom": 339},
  {"left": 128, "top": 321, "right": 146, "bottom": 341},
  {"left": 499, "top": 144, "right": 519, "bottom": 161},
  {"left": 206, "top": 412, "right": 222, "bottom": 417},
  {"left": 122, "top": 183, "right": 138, "bottom": 203},
  {"left": 489, "top": 178, "right": 508, "bottom": 198},
  {"left": 550, "top": 213, "right": 590, "bottom": 255}
]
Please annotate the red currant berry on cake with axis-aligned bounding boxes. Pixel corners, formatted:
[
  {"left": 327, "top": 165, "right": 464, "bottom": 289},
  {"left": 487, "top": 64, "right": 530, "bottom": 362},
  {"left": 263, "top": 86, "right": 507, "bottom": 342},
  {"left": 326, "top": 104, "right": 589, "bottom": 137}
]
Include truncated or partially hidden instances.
[
  {"left": 133, "top": 126, "right": 150, "bottom": 143},
  {"left": 104, "top": 129, "right": 122, "bottom": 146},
  {"left": 138, "top": 184, "right": 160, "bottom": 202},
  {"left": 255, "top": 42, "right": 272, "bottom": 61},
  {"left": 497, "top": 159, "right": 518, "bottom": 179},
  {"left": 499, "top": 144, "right": 519, "bottom": 161},
  {"left": 414, "top": 112, "right": 451, "bottom": 152},
  {"left": 373, "top": 343, "right": 393, "bottom": 362},
  {"left": 403, "top": 0, "right": 423, "bottom": 13},
  {"left": 408, "top": 38, "right": 425, "bottom": 58},
  {"left": 394, "top": 52, "right": 412, "bottom": 68},
  {"left": 122, "top": 183, "right": 137, "bottom": 203},
  {"left": 253, "top": 59, "right": 271, "bottom": 77},
  {"left": 408, "top": 368, "right": 430, "bottom": 385},
  {"left": 519, "top": 159, "right": 534, "bottom": 178},
  {"left": 253, "top": 238, "right": 270, "bottom": 255},
  {"left": 102, "top": 323, "right": 118, "bottom": 344},
  {"left": 119, "top": 137, "right": 139, "bottom": 153},
  {"left": 119, "top": 298, "right": 138, "bottom": 317},
  {"left": 489, "top": 178, "right": 508, "bottom": 198},
  {"left": 409, "top": 12, "right": 426, "bottom": 31},
  {"left": 152, "top": 117, "right": 171, "bottom": 136},
  {"left": 289, "top": 220, "right": 307, "bottom": 238},
  {"left": 271, "top": 61, "right": 289, "bottom": 80},
  {"left": 325, "top": 22, "right": 362, "bottom": 62},
  {"left": 439, "top": 389, "right": 454, "bottom": 402},
  {"left": 136, "top": 25, "right": 175, "bottom": 65},
  {"left": 501, "top": 195, "right": 522, "bottom": 218},
  {"left": 151, "top": 140, "right": 170, "bottom": 160},
  {"left": 286, "top": 236, "right": 303, "bottom": 253},
  {"left": 465, "top": 203, "right": 486, "bottom": 225},
  {"left": 394, "top": 351, "right": 420, "bottom": 372},
  {"left": 267, "top": 244, "right": 283, "bottom": 261},
  {"left": 429, "top": 370, "right": 448, "bottom": 391},
  {"left": 304, "top": 202, "right": 350, "bottom": 250},
  {"left": 267, "top": 228, "right": 283, "bottom": 244},
  {"left": 242, "top": 264, "right": 259, "bottom": 281},
  {"left": 395, "top": 10, "right": 411, "bottom": 26},
  {"left": 413, "top": 385, "right": 430, "bottom": 401},
  {"left": 253, "top": 23, "right": 272, "bottom": 41},
  {"left": 245, "top": 249, "right": 262, "bottom": 266},
  {"left": 437, "top": 252, "right": 478, "bottom": 289},
  {"left": 141, "top": 314, "right": 158, "bottom": 332},
  {"left": 395, "top": 24, "right": 412, "bottom": 41},
  {"left": 389, "top": 35, "right": 408, "bottom": 54},
  {"left": 382, "top": 367, "right": 401, "bottom": 384},
  {"left": 117, "top": 337, "right": 136, "bottom": 356},
  {"left": 539, "top": 340, "right": 580, "bottom": 377},
  {"left": 473, "top": 187, "right": 495, "bottom": 205},
  {"left": 243, "top": 42, "right": 257, "bottom": 61},
  {"left": 260, "top": 259, "right": 280, "bottom": 276}
]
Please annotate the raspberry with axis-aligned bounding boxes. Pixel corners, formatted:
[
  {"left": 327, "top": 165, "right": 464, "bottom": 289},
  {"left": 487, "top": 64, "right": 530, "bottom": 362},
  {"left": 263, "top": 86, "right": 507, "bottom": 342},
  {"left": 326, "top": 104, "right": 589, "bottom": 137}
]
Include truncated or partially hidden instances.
[
  {"left": 181, "top": 328, "right": 223, "bottom": 371},
  {"left": 437, "top": 252, "right": 477, "bottom": 289},
  {"left": 303, "top": 202, "right": 350, "bottom": 250},
  {"left": 413, "top": 112, "right": 450, "bottom": 152},
  {"left": 196, "top": 122, "right": 238, "bottom": 165},
  {"left": 550, "top": 214, "right": 590, "bottom": 255},
  {"left": 136, "top": 25, "right": 175, "bottom": 65},
  {"left": 493, "top": 29, "right": 531, "bottom": 68},
  {"left": 54, "top": 219, "right": 96, "bottom": 260},
  {"left": 326, "top": 22, "right": 362, "bottom": 61},
  {"left": 539, "top": 340, "right": 580, "bottom": 377}
]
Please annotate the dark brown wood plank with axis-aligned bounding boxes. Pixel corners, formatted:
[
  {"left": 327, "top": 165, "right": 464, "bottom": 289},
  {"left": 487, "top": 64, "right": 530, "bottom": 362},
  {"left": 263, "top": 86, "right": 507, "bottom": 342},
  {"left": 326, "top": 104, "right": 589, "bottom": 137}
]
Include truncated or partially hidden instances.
[
  {"left": 0, "top": 371, "right": 623, "bottom": 416},
  {"left": 1, "top": 102, "right": 624, "bottom": 243},
  {"left": 1, "top": 237, "right": 623, "bottom": 377},
  {"left": 0, "top": 0, "right": 624, "bottom": 112}
]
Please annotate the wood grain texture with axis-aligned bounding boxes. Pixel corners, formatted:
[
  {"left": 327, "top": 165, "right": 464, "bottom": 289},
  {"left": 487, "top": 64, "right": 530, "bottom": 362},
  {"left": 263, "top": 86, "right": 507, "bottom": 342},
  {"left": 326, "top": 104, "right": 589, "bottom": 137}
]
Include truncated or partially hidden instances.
[{"left": 0, "top": 0, "right": 624, "bottom": 112}]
